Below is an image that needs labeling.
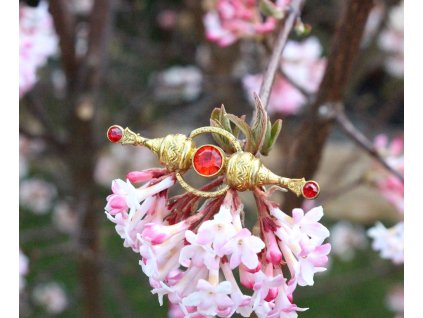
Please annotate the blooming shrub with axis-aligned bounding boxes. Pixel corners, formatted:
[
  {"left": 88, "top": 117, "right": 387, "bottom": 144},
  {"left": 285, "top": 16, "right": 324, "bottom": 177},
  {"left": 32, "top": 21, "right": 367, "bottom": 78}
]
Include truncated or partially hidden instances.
[{"left": 105, "top": 167, "right": 330, "bottom": 317}]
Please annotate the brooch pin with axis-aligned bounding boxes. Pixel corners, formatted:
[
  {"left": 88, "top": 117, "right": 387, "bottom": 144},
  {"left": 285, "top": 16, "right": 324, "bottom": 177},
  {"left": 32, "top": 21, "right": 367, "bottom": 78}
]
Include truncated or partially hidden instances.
[{"left": 106, "top": 124, "right": 320, "bottom": 199}]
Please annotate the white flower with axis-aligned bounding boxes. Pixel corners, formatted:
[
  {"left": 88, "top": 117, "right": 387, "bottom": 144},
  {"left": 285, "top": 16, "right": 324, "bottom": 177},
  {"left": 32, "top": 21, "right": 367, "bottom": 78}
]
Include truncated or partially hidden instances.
[
  {"left": 52, "top": 202, "right": 78, "bottom": 234},
  {"left": 330, "top": 221, "right": 367, "bottom": 261},
  {"left": 152, "top": 66, "right": 203, "bottom": 103},
  {"left": 32, "top": 282, "right": 68, "bottom": 314},
  {"left": 20, "top": 178, "right": 57, "bottom": 214},
  {"left": 20, "top": 249, "right": 29, "bottom": 292},
  {"left": 368, "top": 222, "right": 404, "bottom": 264}
]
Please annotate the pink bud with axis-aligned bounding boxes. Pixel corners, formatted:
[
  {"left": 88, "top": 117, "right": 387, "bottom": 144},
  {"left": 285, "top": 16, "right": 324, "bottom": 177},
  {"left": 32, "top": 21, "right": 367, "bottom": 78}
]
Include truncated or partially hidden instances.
[
  {"left": 126, "top": 169, "right": 167, "bottom": 184},
  {"left": 264, "top": 287, "right": 279, "bottom": 302},
  {"left": 264, "top": 231, "right": 282, "bottom": 265}
]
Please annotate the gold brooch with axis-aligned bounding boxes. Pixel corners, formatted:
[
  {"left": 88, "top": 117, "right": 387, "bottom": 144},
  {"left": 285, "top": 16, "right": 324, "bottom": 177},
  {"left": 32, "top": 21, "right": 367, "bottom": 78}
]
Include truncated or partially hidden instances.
[{"left": 106, "top": 124, "right": 320, "bottom": 199}]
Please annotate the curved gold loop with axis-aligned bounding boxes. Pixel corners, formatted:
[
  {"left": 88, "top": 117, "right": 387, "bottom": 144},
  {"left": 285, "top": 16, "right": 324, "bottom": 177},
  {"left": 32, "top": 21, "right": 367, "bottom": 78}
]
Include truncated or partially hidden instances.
[
  {"left": 189, "top": 126, "right": 242, "bottom": 152},
  {"left": 176, "top": 173, "right": 229, "bottom": 198}
]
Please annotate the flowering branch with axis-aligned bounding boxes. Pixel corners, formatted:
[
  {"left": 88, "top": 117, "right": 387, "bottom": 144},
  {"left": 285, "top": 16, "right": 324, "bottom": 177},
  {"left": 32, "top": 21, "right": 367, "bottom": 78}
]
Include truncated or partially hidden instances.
[
  {"left": 282, "top": 0, "right": 374, "bottom": 212},
  {"left": 335, "top": 111, "right": 404, "bottom": 182},
  {"left": 258, "top": 0, "right": 305, "bottom": 108}
]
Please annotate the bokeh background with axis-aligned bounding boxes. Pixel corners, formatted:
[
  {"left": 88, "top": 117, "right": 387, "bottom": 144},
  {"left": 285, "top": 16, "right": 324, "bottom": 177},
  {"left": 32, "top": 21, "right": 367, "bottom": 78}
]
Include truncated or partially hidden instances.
[{"left": 19, "top": 0, "right": 404, "bottom": 317}]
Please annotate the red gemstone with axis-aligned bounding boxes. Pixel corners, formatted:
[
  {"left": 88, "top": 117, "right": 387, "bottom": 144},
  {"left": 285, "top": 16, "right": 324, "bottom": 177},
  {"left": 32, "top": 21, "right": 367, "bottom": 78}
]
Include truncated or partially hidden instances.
[
  {"left": 107, "top": 126, "right": 123, "bottom": 142},
  {"left": 302, "top": 181, "right": 319, "bottom": 199},
  {"left": 193, "top": 145, "right": 223, "bottom": 176}
]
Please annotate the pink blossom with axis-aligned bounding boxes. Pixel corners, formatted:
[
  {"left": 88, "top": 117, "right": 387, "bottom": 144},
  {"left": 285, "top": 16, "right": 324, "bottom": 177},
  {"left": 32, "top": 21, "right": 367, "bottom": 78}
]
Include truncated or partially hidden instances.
[
  {"left": 20, "top": 1, "right": 57, "bottom": 97},
  {"left": 242, "top": 37, "right": 326, "bottom": 115},
  {"left": 367, "top": 222, "right": 404, "bottom": 264},
  {"left": 105, "top": 171, "right": 330, "bottom": 316},
  {"left": 203, "top": 0, "right": 291, "bottom": 47},
  {"left": 243, "top": 73, "right": 306, "bottom": 115},
  {"left": 281, "top": 37, "right": 326, "bottom": 93},
  {"left": 220, "top": 228, "right": 265, "bottom": 270},
  {"left": 182, "top": 279, "right": 234, "bottom": 317},
  {"left": 378, "top": 2, "right": 403, "bottom": 77},
  {"left": 105, "top": 173, "right": 176, "bottom": 251},
  {"left": 179, "top": 230, "right": 220, "bottom": 270},
  {"left": 373, "top": 134, "right": 404, "bottom": 214}
]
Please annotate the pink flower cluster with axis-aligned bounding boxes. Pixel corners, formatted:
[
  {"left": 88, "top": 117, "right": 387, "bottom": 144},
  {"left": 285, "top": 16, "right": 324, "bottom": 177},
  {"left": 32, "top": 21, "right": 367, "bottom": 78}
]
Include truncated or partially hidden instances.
[
  {"left": 203, "top": 0, "right": 291, "bottom": 47},
  {"left": 373, "top": 134, "right": 404, "bottom": 214},
  {"left": 368, "top": 134, "right": 404, "bottom": 265},
  {"left": 242, "top": 37, "right": 326, "bottom": 115},
  {"left": 105, "top": 169, "right": 330, "bottom": 317},
  {"left": 20, "top": 1, "right": 57, "bottom": 97}
]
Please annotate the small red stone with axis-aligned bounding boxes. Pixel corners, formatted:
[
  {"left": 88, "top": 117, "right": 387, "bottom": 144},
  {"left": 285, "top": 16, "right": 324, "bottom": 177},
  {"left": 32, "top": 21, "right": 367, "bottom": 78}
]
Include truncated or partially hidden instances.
[
  {"left": 107, "top": 126, "right": 123, "bottom": 142},
  {"left": 193, "top": 145, "right": 223, "bottom": 176},
  {"left": 302, "top": 181, "right": 319, "bottom": 199}
]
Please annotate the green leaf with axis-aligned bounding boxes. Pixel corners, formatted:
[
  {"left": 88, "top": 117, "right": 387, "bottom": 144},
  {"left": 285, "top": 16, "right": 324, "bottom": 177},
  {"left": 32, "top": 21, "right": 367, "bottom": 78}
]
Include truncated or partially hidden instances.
[
  {"left": 261, "top": 119, "right": 283, "bottom": 155},
  {"left": 218, "top": 104, "right": 232, "bottom": 133},
  {"left": 259, "top": 0, "right": 285, "bottom": 19},
  {"left": 251, "top": 93, "right": 268, "bottom": 154},
  {"left": 226, "top": 114, "right": 255, "bottom": 152}
]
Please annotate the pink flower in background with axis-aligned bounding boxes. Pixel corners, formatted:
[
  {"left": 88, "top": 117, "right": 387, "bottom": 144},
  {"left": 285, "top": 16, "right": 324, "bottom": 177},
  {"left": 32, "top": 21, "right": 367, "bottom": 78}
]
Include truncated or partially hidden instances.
[
  {"left": 378, "top": 1, "right": 403, "bottom": 78},
  {"left": 20, "top": 1, "right": 57, "bottom": 97},
  {"left": 367, "top": 222, "right": 404, "bottom": 264},
  {"left": 329, "top": 221, "right": 367, "bottom": 261},
  {"left": 203, "top": 0, "right": 291, "bottom": 47},
  {"left": 243, "top": 73, "right": 306, "bottom": 115},
  {"left": 20, "top": 249, "right": 29, "bottom": 292},
  {"left": 52, "top": 202, "right": 78, "bottom": 235},
  {"left": 32, "top": 282, "right": 68, "bottom": 314},
  {"left": 373, "top": 134, "right": 404, "bottom": 214},
  {"left": 157, "top": 10, "right": 179, "bottom": 30},
  {"left": 282, "top": 37, "right": 326, "bottom": 93},
  {"left": 242, "top": 37, "right": 326, "bottom": 115},
  {"left": 20, "top": 178, "right": 57, "bottom": 214},
  {"left": 386, "top": 284, "right": 404, "bottom": 318}
]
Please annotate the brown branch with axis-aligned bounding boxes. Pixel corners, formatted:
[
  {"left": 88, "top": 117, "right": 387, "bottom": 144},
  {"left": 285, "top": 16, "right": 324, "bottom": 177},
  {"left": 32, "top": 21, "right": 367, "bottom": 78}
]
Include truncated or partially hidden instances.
[
  {"left": 49, "top": 0, "right": 78, "bottom": 86},
  {"left": 335, "top": 111, "right": 404, "bottom": 182},
  {"left": 282, "top": 0, "right": 374, "bottom": 212},
  {"left": 258, "top": 0, "right": 305, "bottom": 109},
  {"left": 19, "top": 127, "right": 65, "bottom": 152}
]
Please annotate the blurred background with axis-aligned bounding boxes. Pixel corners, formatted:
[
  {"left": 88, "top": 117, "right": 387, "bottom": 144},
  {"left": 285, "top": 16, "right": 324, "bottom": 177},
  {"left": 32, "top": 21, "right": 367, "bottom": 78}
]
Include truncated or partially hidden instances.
[{"left": 19, "top": 0, "right": 403, "bottom": 317}]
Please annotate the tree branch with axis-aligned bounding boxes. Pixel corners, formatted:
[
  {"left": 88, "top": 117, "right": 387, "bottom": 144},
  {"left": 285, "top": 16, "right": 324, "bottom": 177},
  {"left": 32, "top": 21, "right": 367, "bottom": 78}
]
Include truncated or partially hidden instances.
[
  {"left": 282, "top": 0, "right": 374, "bottom": 212},
  {"left": 258, "top": 0, "right": 305, "bottom": 109},
  {"left": 335, "top": 111, "right": 404, "bottom": 182},
  {"left": 49, "top": 0, "right": 78, "bottom": 86}
]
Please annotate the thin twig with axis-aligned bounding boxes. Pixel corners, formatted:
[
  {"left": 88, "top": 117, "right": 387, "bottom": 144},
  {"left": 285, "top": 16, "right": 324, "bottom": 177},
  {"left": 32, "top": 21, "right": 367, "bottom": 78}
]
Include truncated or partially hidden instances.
[
  {"left": 335, "top": 111, "right": 404, "bottom": 182},
  {"left": 258, "top": 0, "right": 305, "bottom": 109}
]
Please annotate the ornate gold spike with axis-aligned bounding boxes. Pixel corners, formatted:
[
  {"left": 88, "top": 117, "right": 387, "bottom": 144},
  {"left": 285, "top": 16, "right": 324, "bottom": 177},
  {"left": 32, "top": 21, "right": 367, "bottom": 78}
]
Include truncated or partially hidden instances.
[
  {"left": 107, "top": 125, "right": 320, "bottom": 199},
  {"left": 107, "top": 125, "right": 195, "bottom": 172}
]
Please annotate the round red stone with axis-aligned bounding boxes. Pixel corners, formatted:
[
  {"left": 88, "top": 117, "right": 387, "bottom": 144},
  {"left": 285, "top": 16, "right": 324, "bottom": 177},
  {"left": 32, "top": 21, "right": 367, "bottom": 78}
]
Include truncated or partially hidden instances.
[
  {"left": 107, "top": 126, "right": 123, "bottom": 142},
  {"left": 193, "top": 145, "right": 223, "bottom": 176},
  {"left": 302, "top": 181, "right": 319, "bottom": 199}
]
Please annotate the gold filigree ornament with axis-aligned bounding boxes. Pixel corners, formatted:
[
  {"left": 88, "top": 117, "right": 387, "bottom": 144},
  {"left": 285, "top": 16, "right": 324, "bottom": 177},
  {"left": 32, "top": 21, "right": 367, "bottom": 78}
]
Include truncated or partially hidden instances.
[{"left": 106, "top": 124, "right": 320, "bottom": 199}]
